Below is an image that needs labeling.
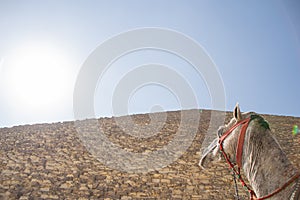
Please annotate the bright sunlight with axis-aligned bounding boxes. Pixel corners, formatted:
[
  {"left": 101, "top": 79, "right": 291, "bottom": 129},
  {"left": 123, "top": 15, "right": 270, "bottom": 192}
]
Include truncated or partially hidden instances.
[{"left": 2, "top": 40, "right": 73, "bottom": 120}]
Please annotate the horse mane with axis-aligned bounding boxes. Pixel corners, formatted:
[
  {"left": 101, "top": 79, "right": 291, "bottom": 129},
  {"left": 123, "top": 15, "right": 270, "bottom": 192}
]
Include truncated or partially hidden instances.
[{"left": 250, "top": 114, "right": 270, "bottom": 130}]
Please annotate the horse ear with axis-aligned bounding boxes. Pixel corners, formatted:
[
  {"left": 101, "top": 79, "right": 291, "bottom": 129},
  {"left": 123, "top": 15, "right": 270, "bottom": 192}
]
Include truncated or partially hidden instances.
[{"left": 233, "top": 103, "right": 242, "bottom": 121}]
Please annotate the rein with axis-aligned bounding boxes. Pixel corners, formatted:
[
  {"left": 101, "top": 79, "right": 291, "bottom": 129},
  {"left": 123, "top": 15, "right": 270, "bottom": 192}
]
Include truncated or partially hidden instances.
[{"left": 218, "top": 115, "right": 300, "bottom": 200}]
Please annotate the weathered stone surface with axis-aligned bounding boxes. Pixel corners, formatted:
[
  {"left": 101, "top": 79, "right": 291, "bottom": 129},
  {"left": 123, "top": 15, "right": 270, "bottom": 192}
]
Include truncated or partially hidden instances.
[{"left": 0, "top": 110, "right": 299, "bottom": 199}]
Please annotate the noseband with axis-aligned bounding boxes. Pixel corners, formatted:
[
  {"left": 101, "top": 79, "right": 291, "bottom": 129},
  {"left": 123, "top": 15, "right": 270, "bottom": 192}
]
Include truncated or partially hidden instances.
[{"left": 218, "top": 115, "right": 300, "bottom": 200}]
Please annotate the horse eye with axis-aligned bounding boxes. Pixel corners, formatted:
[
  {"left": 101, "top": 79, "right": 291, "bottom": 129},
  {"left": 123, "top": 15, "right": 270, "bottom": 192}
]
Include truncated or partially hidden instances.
[{"left": 217, "top": 128, "right": 223, "bottom": 138}]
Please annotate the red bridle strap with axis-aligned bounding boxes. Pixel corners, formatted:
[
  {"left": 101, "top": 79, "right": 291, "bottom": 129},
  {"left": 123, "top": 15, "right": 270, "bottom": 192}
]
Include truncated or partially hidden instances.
[
  {"left": 219, "top": 116, "right": 300, "bottom": 200},
  {"left": 218, "top": 118, "right": 256, "bottom": 198},
  {"left": 236, "top": 118, "right": 251, "bottom": 169},
  {"left": 219, "top": 118, "right": 250, "bottom": 145},
  {"left": 255, "top": 172, "right": 300, "bottom": 200}
]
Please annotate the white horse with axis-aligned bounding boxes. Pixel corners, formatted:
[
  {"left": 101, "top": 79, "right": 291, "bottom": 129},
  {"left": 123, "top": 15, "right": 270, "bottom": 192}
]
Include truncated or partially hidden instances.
[{"left": 199, "top": 104, "right": 300, "bottom": 199}]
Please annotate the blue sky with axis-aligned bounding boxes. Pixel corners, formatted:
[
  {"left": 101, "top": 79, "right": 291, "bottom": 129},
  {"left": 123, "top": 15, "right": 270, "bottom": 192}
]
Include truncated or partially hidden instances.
[{"left": 0, "top": 0, "right": 299, "bottom": 128}]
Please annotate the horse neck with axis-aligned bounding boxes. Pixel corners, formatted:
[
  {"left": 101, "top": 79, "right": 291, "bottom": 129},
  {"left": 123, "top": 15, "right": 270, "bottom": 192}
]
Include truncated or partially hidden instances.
[{"left": 242, "top": 127, "right": 297, "bottom": 199}]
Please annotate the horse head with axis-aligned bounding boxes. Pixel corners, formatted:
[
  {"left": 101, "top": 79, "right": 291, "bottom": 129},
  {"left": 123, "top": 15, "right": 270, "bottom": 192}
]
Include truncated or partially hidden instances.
[
  {"left": 199, "top": 104, "right": 300, "bottom": 199},
  {"left": 199, "top": 103, "right": 255, "bottom": 169}
]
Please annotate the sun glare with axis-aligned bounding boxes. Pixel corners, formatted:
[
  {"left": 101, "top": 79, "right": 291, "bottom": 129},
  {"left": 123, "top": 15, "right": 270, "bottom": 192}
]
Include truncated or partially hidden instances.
[{"left": 3, "top": 41, "right": 73, "bottom": 118}]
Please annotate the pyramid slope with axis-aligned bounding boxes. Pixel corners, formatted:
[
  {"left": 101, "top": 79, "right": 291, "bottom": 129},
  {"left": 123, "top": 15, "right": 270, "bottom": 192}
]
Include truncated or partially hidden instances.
[{"left": 1, "top": 110, "right": 299, "bottom": 199}]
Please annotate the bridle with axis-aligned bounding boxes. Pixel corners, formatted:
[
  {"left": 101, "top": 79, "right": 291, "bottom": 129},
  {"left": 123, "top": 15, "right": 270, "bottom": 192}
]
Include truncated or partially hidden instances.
[{"left": 218, "top": 115, "right": 300, "bottom": 200}]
